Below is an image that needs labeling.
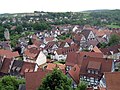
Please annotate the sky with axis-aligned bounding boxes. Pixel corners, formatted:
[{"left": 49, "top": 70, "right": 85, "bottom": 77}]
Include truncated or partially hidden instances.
[{"left": 0, "top": 0, "right": 120, "bottom": 13}]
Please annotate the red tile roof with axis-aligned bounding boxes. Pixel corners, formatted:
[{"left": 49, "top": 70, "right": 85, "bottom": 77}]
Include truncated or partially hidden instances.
[
  {"left": 46, "top": 63, "right": 65, "bottom": 71},
  {"left": 100, "top": 44, "right": 120, "bottom": 55},
  {"left": 59, "top": 41, "right": 68, "bottom": 48},
  {"left": 81, "top": 29, "right": 92, "bottom": 39},
  {"left": 80, "top": 57, "right": 113, "bottom": 79},
  {"left": 87, "top": 61, "right": 101, "bottom": 70},
  {"left": 66, "top": 52, "right": 83, "bottom": 67},
  {"left": 95, "top": 30, "right": 112, "bottom": 37},
  {"left": 92, "top": 46, "right": 102, "bottom": 53},
  {"left": 73, "top": 34, "right": 83, "bottom": 41},
  {"left": 20, "top": 62, "right": 36, "bottom": 76},
  {"left": 25, "top": 69, "right": 51, "bottom": 90},
  {"left": 46, "top": 63, "right": 57, "bottom": 70},
  {"left": 105, "top": 72, "right": 120, "bottom": 90},
  {"left": 66, "top": 51, "right": 112, "bottom": 81},
  {"left": 24, "top": 45, "right": 40, "bottom": 59},
  {"left": 45, "top": 37, "right": 55, "bottom": 42},
  {"left": 56, "top": 44, "right": 79, "bottom": 55},
  {"left": 33, "top": 40, "right": 42, "bottom": 47},
  {"left": 0, "top": 58, "right": 13, "bottom": 74},
  {"left": 0, "top": 49, "right": 19, "bottom": 58},
  {"left": 66, "top": 51, "right": 103, "bottom": 67},
  {"left": 87, "top": 40, "right": 99, "bottom": 46},
  {"left": 68, "top": 64, "right": 80, "bottom": 84},
  {"left": 44, "top": 41, "right": 56, "bottom": 50},
  {"left": 64, "top": 38, "right": 74, "bottom": 44}
]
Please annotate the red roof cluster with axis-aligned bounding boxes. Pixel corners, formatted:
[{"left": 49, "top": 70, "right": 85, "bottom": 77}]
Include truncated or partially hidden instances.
[
  {"left": 25, "top": 68, "right": 51, "bottom": 90},
  {"left": 105, "top": 72, "right": 120, "bottom": 90},
  {"left": 56, "top": 44, "right": 79, "bottom": 55},
  {"left": 24, "top": 45, "right": 40, "bottom": 59},
  {"left": 0, "top": 49, "right": 19, "bottom": 58}
]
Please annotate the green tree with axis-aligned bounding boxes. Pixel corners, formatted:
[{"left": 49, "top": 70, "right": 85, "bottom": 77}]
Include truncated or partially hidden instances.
[
  {"left": 32, "top": 22, "right": 51, "bottom": 31},
  {"left": 99, "top": 42, "right": 108, "bottom": 48},
  {"left": 38, "top": 68, "right": 72, "bottom": 90},
  {"left": 0, "top": 76, "right": 25, "bottom": 90},
  {"left": 16, "top": 25, "right": 23, "bottom": 34},
  {"left": 0, "top": 26, "right": 5, "bottom": 41},
  {"left": 108, "top": 34, "right": 120, "bottom": 46},
  {"left": 76, "top": 81, "right": 87, "bottom": 90}
]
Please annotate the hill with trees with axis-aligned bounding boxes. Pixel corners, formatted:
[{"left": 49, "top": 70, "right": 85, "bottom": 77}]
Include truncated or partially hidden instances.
[{"left": 0, "top": 9, "right": 120, "bottom": 47}]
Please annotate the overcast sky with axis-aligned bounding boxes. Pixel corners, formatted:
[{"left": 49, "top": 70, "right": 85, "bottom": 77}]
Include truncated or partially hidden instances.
[{"left": 0, "top": 0, "right": 120, "bottom": 13}]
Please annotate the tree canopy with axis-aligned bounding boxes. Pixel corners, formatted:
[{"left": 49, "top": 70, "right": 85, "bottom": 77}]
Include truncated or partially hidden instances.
[
  {"left": 108, "top": 34, "right": 120, "bottom": 46},
  {"left": 32, "top": 22, "right": 51, "bottom": 31},
  {"left": 99, "top": 34, "right": 120, "bottom": 48},
  {"left": 0, "top": 76, "right": 25, "bottom": 90},
  {"left": 75, "top": 81, "right": 87, "bottom": 90},
  {"left": 38, "top": 69, "right": 72, "bottom": 90}
]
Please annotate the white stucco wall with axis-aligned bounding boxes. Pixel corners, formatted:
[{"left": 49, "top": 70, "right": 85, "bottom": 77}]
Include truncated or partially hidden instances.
[
  {"left": 87, "top": 31, "right": 95, "bottom": 40},
  {"left": 54, "top": 52, "right": 67, "bottom": 61},
  {"left": 36, "top": 51, "right": 47, "bottom": 66}
]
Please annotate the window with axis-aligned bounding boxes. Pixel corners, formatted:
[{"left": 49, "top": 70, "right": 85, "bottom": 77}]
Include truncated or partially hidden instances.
[
  {"left": 66, "top": 66, "right": 72, "bottom": 71},
  {"left": 87, "top": 77, "right": 90, "bottom": 81},
  {"left": 88, "top": 70, "right": 91, "bottom": 73},
  {"left": 90, "top": 77, "right": 94, "bottom": 83},
  {"left": 92, "top": 70, "right": 94, "bottom": 74},
  {"left": 95, "top": 71, "right": 98, "bottom": 74},
  {"left": 95, "top": 78, "right": 98, "bottom": 83},
  {"left": 59, "top": 56, "right": 62, "bottom": 58},
  {"left": 80, "top": 76, "right": 84, "bottom": 81},
  {"left": 84, "top": 76, "right": 86, "bottom": 80}
]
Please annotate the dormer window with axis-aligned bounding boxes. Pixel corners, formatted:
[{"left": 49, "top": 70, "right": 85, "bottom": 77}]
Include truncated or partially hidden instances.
[
  {"left": 87, "top": 61, "right": 101, "bottom": 75},
  {"left": 87, "top": 61, "right": 101, "bottom": 74}
]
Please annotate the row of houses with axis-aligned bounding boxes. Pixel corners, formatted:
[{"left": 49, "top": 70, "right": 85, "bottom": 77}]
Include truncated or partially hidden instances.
[
  {"left": 24, "top": 50, "right": 120, "bottom": 90},
  {"left": 1, "top": 25, "right": 120, "bottom": 90}
]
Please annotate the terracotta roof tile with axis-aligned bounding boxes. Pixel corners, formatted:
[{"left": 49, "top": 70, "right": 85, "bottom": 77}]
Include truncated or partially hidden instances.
[
  {"left": 0, "top": 58, "right": 13, "bottom": 74},
  {"left": 25, "top": 69, "right": 51, "bottom": 90},
  {"left": 20, "top": 62, "right": 36, "bottom": 76},
  {"left": 100, "top": 44, "right": 120, "bottom": 55},
  {"left": 44, "top": 41, "right": 56, "bottom": 50},
  {"left": 46, "top": 63, "right": 57, "bottom": 70},
  {"left": 59, "top": 42, "right": 67, "bottom": 48},
  {"left": 87, "top": 40, "right": 99, "bottom": 46},
  {"left": 56, "top": 44, "right": 79, "bottom": 55},
  {"left": 95, "top": 30, "right": 112, "bottom": 37},
  {"left": 0, "top": 49, "right": 19, "bottom": 58},
  {"left": 68, "top": 64, "right": 80, "bottom": 84},
  {"left": 87, "top": 61, "right": 101, "bottom": 70},
  {"left": 45, "top": 37, "right": 54, "bottom": 42},
  {"left": 46, "top": 63, "right": 65, "bottom": 71},
  {"left": 24, "top": 45, "right": 40, "bottom": 59},
  {"left": 66, "top": 51, "right": 103, "bottom": 67},
  {"left": 64, "top": 38, "right": 74, "bottom": 44},
  {"left": 81, "top": 29, "right": 92, "bottom": 39},
  {"left": 92, "top": 46, "right": 102, "bottom": 53},
  {"left": 33, "top": 40, "right": 42, "bottom": 47},
  {"left": 73, "top": 34, "right": 83, "bottom": 41},
  {"left": 105, "top": 72, "right": 120, "bottom": 90},
  {"left": 80, "top": 57, "right": 113, "bottom": 79}
]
